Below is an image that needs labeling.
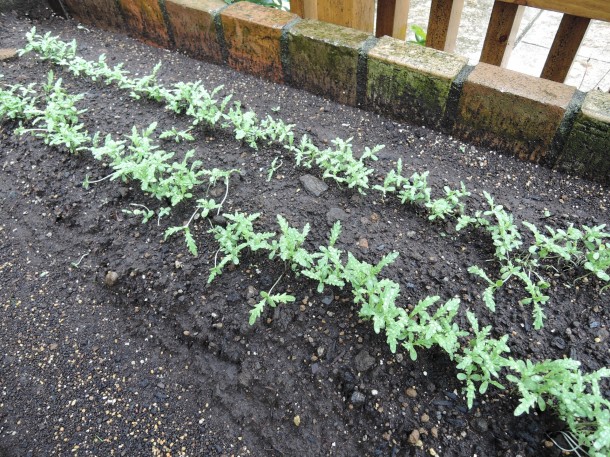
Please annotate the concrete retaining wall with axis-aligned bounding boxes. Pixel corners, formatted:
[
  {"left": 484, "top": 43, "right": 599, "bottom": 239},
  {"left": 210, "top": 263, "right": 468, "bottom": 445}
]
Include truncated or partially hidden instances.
[{"left": 51, "top": 0, "right": 610, "bottom": 184}]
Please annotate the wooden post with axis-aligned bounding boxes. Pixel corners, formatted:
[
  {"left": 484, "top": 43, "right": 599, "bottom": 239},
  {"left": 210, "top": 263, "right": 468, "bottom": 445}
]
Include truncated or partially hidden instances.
[
  {"left": 290, "top": 0, "right": 305, "bottom": 17},
  {"left": 304, "top": 0, "right": 317, "bottom": 19},
  {"left": 376, "top": 0, "right": 410, "bottom": 40},
  {"left": 540, "top": 14, "right": 590, "bottom": 82},
  {"left": 426, "top": 0, "right": 465, "bottom": 52},
  {"left": 480, "top": 1, "right": 525, "bottom": 67},
  {"left": 317, "top": 0, "right": 375, "bottom": 32}
]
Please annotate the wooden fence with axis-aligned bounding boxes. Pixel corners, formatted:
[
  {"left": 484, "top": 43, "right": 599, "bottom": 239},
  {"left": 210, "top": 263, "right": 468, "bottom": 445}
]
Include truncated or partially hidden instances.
[{"left": 289, "top": 0, "right": 610, "bottom": 84}]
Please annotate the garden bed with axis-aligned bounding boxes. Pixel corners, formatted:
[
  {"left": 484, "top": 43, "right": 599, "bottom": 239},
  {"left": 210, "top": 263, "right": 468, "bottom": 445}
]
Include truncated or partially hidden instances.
[{"left": 1, "top": 11, "right": 609, "bottom": 457}]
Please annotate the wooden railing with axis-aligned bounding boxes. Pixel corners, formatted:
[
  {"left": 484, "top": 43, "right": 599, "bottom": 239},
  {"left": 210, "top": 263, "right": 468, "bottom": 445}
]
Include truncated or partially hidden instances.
[{"left": 289, "top": 0, "right": 610, "bottom": 84}]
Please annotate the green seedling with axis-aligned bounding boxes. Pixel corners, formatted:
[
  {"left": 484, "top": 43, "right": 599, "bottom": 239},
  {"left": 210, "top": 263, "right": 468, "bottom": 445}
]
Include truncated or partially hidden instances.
[
  {"left": 266, "top": 157, "right": 282, "bottom": 182},
  {"left": 398, "top": 171, "right": 431, "bottom": 205},
  {"left": 301, "top": 221, "right": 345, "bottom": 293},
  {"left": 373, "top": 158, "right": 409, "bottom": 199},
  {"left": 269, "top": 215, "right": 313, "bottom": 271},
  {"left": 397, "top": 296, "right": 466, "bottom": 360},
  {"left": 159, "top": 127, "right": 195, "bottom": 143},
  {"left": 13, "top": 71, "right": 90, "bottom": 153},
  {"left": 507, "top": 358, "right": 610, "bottom": 457},
  {"left": 426, "top": 183, "right": 470, "bottom": 221},
  {"left": 164, "top": 198, "right": 221, "bottom": 256},
  {"left": 122, "top": 203, "right": 154, "bottom": 224},
  {"left": 249, "top": 273, "right": 295, "bottom": 325},
  {"left": 456, "top": 311, "right": 510, "bottom": 408}
]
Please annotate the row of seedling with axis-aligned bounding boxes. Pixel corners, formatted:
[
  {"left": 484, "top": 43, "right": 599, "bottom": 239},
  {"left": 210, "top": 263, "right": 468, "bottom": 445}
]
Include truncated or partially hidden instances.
[
  {"left": 206, "top": 210, "right": 610, "bottom": 456},
  {"left": 19, "top": 28, "right": 610, "bottom": 331},
  {"left": 0, "top": 71, "right": 239, "bottom": 254}
]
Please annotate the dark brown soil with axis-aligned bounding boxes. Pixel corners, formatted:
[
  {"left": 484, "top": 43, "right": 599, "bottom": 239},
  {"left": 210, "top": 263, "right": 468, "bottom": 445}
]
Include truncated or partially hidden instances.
[{"left": 1, "top": 10, "right": 608, "bottom": 457}]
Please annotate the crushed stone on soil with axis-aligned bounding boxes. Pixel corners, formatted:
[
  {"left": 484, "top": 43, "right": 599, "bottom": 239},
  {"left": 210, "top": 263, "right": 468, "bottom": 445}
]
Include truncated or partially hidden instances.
[{"left": 1, "top": 8, "right": 609, "bottom": 457}]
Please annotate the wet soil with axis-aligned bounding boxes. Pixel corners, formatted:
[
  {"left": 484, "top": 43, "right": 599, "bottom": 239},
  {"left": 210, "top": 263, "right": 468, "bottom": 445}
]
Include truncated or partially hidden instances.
[{"left": 1, "top": 10, "right": 609, "bottom": 457}]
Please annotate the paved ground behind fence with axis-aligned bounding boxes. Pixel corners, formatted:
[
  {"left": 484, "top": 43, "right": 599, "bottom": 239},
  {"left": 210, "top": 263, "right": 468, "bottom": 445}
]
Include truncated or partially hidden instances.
[{"left": 408, "top": 0, "right": 610, "bottom": 92}]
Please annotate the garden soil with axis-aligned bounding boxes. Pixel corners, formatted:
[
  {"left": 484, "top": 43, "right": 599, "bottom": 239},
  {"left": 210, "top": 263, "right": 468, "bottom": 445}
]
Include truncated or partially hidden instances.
[{"left": 1, "top": 10, "right": 609, "bottom": 457}]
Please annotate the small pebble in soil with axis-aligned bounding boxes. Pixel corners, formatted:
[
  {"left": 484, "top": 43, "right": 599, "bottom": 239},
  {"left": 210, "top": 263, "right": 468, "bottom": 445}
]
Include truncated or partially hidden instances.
[
  {"left": 104, "top": 271, "right": 119, "bottom": 286},
  {"left": 350, "top": 391, "right": 365, "bottom": 406},
  {"left": 354, "top": 350, "right": 376, "bottom": 373},
  {"left": 421, "top": 413, "right": 430, "bottom": 423},
  {"left": 408, "top": 429, "right": 421, "bottom": 446},
  {"left": 357, "top": 238, "right": 369, "bottom": 249},
  {"left": 551, "top": 337, "right": 566, "bottom": 350},
  {"left": 474, "top": 418, "right": 489, "bottom": 432},
  {"left": 405, "top": 387, "right": 417, "bottom": 398},
  {"left": 246, "top": 286, "right": 258, "bottom": 299},
  {"left": 300, "top": 174, "right": 328, "bottom": 196},
  {"left": 212, "top": 215, "right": 227, "bottom": 227},
  {"left": 326, "top": 207, "right": 348, "bottom": 225},
  {"left": 321, "top": 295, "right": 333, "bottom": 305}
]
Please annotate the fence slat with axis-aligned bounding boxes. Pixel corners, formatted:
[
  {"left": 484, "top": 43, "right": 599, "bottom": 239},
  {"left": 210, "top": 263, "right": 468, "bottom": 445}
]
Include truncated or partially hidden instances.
[
  {"left": 497, "top": 0, "right": 610, "bottom": 22},
  {"left": 426, "top": 0, "right": 465, "bottom": 52},
  {"left": 540, "top": 14, "right": 590, "bottom": 82},
  {"left": 376, "top": 0, "right": 410, "bottom": 39},
  {"left": 480, "top": 1, "right": 524, "bottom": 67}
]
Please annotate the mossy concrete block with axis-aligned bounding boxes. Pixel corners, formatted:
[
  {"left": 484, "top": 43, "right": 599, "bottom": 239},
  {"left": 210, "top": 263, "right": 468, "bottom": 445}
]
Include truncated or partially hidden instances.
[
  {"left": 166, "top": 0, "right": 225, "bottom": 63},
  {"left": 366, "top": 36, "right": 467, "bottom": 127},
  {"left": 221, "top": 2, "right": 297, "bottom": 83},
  {"left": 455, "top": 63, "right": 575, "bottom": 162},
  {"left": 62, "top": 0, "right": 126, "bottom": 31},
  {"left": 118, "top": 0, "right": 170, "bottom": 47},
  {"left": 557, "top": 91, "right": 610, "bottom": 183},
  {"left": 288, "top": 20, "right": 370, "bottom": 106}
]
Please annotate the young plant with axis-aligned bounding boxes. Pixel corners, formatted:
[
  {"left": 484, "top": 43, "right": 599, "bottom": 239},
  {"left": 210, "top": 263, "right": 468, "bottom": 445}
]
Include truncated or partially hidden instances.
[
  {"left": 208, "top": 212, "right": 271, "bottom": 283},
  {"left": 398, "top": 296, "right": 466, "bottom": 360},
  {"left": 164, "top": 198, "right": 221, "bottom": 256},
  {"left": 224, "top": 102, "right": 262, "bottom": 149},
  {"left": 119, "top": 62, "right": 167, "bottom": 101},
  {"left": 523, "top": 221, "right": 584, "bottom": 266},
  {"left": 122, "top": 203, "right": 154, "bottom": 224},
  {"left": 249, "top": 273, "right": 295, "bottom": 325},
  {"left": 425, "top": 182, "right": 470, "bottom": 221},
  {"left": 582, "top": 225, "right": 610, "bottom": 282},
  {"left": 455, "top": 311, "right": 510, "bottom": 408},
  {"left": 0, "top": 80, "right": 39, "bottom": 121},
  {"left": 266, "top": 157, "right": 283, "bottom": 182},
  {"left": 507, "top": 358, "right": 610, "bottom": 457},
  {"left": 398, "top": 171, "right": 431, "bottom": 206},
  {"left": 260, "top": 115, "right": 295, "bottom": 147},
  {"left": 159, "top": 126, "right": 195, "bottom": 143},
  {"left": 373, "top": 158, "right": 409, "bottom": 198},
  {"left": 268, "top": 215, "right": 313, "bottom": 271},
  {"left": 314, "top": 138, "right": 382, "bottom": 194},
  {"left": 15, "top": 71, "right": 90, "bottom": 153},
  {"left": 301, "top": 221, "right": 345, "bottom": 293}
]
